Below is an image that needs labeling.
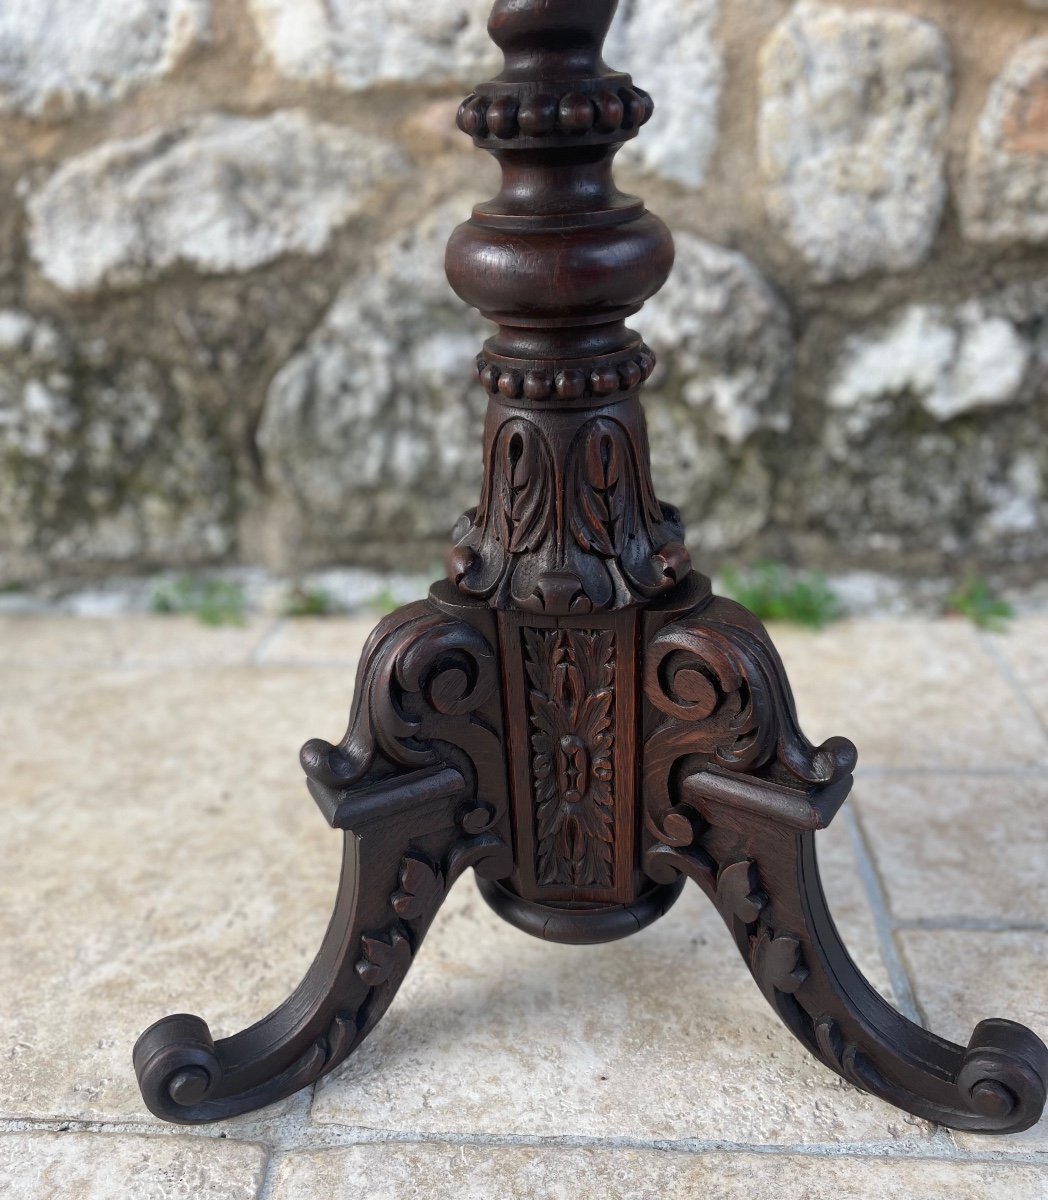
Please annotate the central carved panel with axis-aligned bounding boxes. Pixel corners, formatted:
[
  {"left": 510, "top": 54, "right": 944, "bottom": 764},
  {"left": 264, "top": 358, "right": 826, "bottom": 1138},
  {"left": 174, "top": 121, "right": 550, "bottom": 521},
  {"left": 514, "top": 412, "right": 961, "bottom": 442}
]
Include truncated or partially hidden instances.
[
  {"left": 501, "top": 609, "right": 638, "bottom": 905},
  {"left": 523, "top": 627, "right": 616, "bottom": 889}
]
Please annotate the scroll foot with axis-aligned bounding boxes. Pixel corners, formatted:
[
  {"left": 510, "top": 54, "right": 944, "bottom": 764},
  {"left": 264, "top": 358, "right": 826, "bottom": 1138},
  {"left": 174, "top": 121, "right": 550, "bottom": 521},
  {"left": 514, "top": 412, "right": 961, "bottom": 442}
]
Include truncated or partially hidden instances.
[
  {"left": 647, "top": 794, "right": 1048, "bottom": 1133},
  {"left": 641, "top": 586, "right": 1047, "bottom": 1133},
  {"left": 134, "top": 783, "right": 508, "bottom": 1123},
  {"left": 135, "top": 593, "right": 512, "bottom": 1124}
]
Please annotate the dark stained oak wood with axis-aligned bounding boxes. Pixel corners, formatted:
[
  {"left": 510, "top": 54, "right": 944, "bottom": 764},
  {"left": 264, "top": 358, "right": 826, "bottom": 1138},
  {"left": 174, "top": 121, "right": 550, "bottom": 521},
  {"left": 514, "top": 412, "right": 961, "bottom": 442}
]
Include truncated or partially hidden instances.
[{"left": 135, "top": 0, "right": 1048, "bottom": 1132}]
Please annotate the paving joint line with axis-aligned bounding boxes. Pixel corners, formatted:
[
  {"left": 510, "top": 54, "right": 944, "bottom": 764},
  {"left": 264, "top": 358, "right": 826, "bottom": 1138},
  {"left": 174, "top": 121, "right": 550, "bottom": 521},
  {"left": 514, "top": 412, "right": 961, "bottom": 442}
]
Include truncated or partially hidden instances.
[
  {"left": 894, "top": 916, "right": 1048, "bottom": 934},
  {"left": 977, "top": 630, "right": 1048, "bottom": 744},
  {"left": 854, "top": 766, "right": 1047, "bottom": 779},
  {"left": 2, "top": 1117, "right": 1046, "bottom": 1166},
  {"left": 249, "top": 618, "right": 288, "bottom": 665},
  {"left": 841, "top": 804, "right": 922, "bottom": 1023},
  {"left": 256, "top": 1147, "right": 281, "bottom": 1200}
]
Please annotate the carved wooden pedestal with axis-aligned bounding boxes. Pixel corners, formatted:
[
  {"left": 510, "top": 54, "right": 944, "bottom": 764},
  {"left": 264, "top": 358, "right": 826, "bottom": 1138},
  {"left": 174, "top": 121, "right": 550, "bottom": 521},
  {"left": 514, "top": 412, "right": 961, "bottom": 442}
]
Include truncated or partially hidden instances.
[{"left": 134, "top": 0, "right": 1048, "bottom": 1133}]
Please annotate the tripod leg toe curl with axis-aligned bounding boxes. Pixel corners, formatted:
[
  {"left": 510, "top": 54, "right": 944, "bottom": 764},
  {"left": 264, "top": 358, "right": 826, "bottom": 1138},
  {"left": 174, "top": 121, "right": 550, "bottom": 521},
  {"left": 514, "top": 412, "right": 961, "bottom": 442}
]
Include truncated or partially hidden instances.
[
  {"left": 134, "top": 596, "right": 513, "bottom": 1124},
  {"left": 642, "top": 594, "right": 1048, "bottom": 1134},
  {"left": 647, "top": 823, "right": 1047, "bottom": 1134}
]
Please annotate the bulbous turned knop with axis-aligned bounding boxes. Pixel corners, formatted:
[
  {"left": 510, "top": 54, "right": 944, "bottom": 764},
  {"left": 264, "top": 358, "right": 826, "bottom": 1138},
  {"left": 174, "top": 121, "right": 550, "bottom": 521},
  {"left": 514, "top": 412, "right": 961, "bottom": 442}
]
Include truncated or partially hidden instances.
[{"left": 445, "top": 210, "right": 674, "bottom": 321}]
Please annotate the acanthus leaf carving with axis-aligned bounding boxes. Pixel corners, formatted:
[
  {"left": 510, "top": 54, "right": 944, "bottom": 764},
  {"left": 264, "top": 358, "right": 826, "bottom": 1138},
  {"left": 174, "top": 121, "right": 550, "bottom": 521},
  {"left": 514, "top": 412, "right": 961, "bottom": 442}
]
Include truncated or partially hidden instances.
[
  {"left": 355, "top": 930, "right": 413, "bottom": 988},
  {"left": 754, "top": 929, "right": 809, "bottom": 996},
  {"left": 451, "top": 410, "right": 690, "bottom": 616},
  {"left": 646, "top": 840, "right": 811, "bottom": 1004},
  {"left": 318, "top": 1010, "right": 358, "bottom": 1075},
  {"left": 391, "top": 854, "right": 445, "bottom": 920},
  {"left": 716, "top": 859, "right": 767, "bottom": 925},
  {"left": 495, "top": 422, "right": 553, "bottom": 555}
]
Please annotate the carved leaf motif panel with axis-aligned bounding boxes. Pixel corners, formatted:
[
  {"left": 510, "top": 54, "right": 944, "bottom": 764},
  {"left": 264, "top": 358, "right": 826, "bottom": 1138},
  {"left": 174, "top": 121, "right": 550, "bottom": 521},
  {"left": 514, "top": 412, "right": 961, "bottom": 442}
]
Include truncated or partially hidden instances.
[
  {"left": 523, "top": 627, "right": 616, "bottom": 888},
  {"left": 493, "top": 421, "right": 554, "bottom": 555},
  {"left": 569, "top": 416, "right": 667, "bottom": 560},
  {"left": 451, "top": 406, "right": 690, "bottom": 614}
]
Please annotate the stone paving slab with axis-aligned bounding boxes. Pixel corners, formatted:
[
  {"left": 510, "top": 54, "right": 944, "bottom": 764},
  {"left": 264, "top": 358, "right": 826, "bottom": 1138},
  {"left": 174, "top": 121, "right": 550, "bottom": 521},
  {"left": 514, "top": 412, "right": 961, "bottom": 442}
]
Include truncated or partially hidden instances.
[
  {"left": 0, "top": 664, "right": 348, "bottom": 1124},
  {"left": 255, "top": 615, "right": 379, "bottom": 667},
  {"left": 268, "top": 1143, "right": 1048, "bottom": 1200},
  {"left": 900, "top": 928, "right": 1048, "bottom": 1153},
  {"left": 769, "top": 619, "right": 1048, "bottom": 770},
  {"left": 988, "top": 617, "right": 1048, "bottom": 733},
  {"left": 0, "top": 612, "right": 1046, "bottom": 1195},
  {"left": 0, "top": 1132, "right": 266, "bottom": 1200},
  {"left": 854, "top": 775, "right": 1048, "bottom": 925},
  {"left": 0, "top": 615, "right": 274, "bottom": 669},
  {"left": 312, "top": 822, "right": 919, "bottom": 1146}
]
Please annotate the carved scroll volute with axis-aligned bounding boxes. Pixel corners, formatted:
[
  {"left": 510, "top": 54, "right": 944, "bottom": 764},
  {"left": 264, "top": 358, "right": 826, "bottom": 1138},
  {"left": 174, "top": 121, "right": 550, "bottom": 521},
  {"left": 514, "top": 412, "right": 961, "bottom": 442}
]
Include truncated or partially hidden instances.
[{"left": 445, "top": 0, "right": 692, "bottom": 617}]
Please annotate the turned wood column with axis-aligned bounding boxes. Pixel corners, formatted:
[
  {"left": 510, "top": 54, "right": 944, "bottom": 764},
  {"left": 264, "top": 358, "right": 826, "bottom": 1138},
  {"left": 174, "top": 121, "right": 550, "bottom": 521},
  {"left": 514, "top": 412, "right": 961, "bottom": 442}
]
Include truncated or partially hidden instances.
[{"left": 445, "top": 0, "right": 694, "bottom": 928}]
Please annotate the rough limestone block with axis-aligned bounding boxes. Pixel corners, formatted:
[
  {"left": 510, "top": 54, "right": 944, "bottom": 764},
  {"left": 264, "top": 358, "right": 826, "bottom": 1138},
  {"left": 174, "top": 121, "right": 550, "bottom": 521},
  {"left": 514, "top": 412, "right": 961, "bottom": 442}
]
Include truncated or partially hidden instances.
[
  {"left": 258, "top": 223, "right": 790, "bottom": 561},
  {"left": 256, "top": 200, "right": 490, "bottom": 552},
  {"left": 961, "top": 37, "right": 1048, "bottom": 245},
  {"left": 645, "top": 398, "right": 775, "bottom": 554},
  {"left": 246, "top": 0, "right": 722, "bottom": 189},
  {"left": 606, "top": 0, "right": 723, "bottom": 188},
  {"left": 0, "top": 0, "right": 208, "bottom": 118},
  {"left": 791, "top": 285, "right": 1048, "bottom": 568},
  {"left": 0, "top": 310, "right": 234, "bottom": 576},
  {"left": 759, "top": 3, "right": 951, "bottom": 282},
  {"left": 829, "top": 303, "right": 1031, "bottom": 430},
  {"left": 635, "top": 234, "right": 791, "bottom": 555},
  {"left": 644, "top": 233, "right": 794, "bottom": 445},
  {"left": 247, "top": 0, "right": 496, "bottom": 91},
  {"left": 27, "top": 111, "right": 407, "bottom": 294}
]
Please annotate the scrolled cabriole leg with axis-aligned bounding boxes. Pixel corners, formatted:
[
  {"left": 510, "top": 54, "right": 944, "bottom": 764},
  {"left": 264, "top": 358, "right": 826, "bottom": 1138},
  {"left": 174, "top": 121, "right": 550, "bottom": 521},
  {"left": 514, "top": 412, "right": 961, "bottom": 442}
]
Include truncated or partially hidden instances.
[
  {"left": 648, "top": 815, "right": 1048, "bottom": 1134},
  {"left": 642, "top": 589, "right": 1048, "bottom": 1133},
  {"left": 134, "top": 590, "right": 513, "bottom": 1124}
]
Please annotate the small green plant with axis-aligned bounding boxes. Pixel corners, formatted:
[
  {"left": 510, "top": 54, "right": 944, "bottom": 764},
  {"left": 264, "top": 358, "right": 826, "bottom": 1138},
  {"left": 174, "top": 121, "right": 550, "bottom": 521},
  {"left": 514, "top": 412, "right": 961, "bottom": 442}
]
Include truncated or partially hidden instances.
[
  {"left": 946, "top": 577, "right": 1014, "bottom": 632},
  {"left": 721, "top": 561, "right": 842, "bottom": 630},
  {"left": 283, "top": 585, "right": 334, "bottom": 618},
  {"left": 368, "top": 586, "right": 400, "bottom": 616},
  {"left": 151, "top": 576, "right": 248, "bottom": 627}
]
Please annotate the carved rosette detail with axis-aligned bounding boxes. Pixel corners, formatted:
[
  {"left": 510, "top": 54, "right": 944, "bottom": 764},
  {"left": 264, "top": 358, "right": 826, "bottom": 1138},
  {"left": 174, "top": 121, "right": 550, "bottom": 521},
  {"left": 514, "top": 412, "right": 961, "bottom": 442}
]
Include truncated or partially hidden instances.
[
  {"left": 523, "top": 628, "right": 616, "bottom": 888},
  {"left": 450, "top": 415, "right": 690, "bottom": 616}
]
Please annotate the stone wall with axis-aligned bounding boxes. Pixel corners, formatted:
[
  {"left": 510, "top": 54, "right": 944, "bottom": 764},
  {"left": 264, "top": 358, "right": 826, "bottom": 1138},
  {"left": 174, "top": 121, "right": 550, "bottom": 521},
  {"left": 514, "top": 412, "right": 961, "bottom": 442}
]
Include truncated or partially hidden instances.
[{"left": 1, "top": 0, "right": 1047, "bottom": 586}]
